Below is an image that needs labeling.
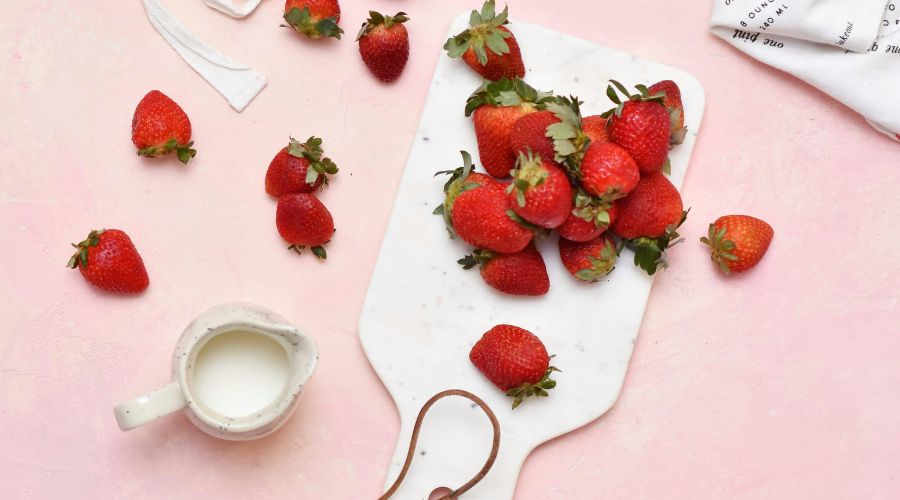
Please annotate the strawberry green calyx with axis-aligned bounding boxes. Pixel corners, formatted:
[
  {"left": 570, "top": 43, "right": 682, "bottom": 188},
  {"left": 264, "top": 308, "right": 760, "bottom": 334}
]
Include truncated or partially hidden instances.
[
  {"left": 572, "top": 190, "right": 613, "bottom": 229},
  {"left": 444, "top": 0, "right": 511, "bottom": 65},
  {"left": 356, "top": 11, "right": 408, "bottom": 40},
  {"left": 289, "top": 244, "right": 328, "bottom": 260},
  {"left": 458, "top": 249, "right": 495, "bottom": 270},
  {"left": 67, "top": 229, "right": 105, "bottom": 269},
  {"left": 545, "top": 96, "right": 589, "bottom": 179},
  {"left": 137, "top": 139, "right": 197, "bottom": 164},
  {"left": 700, "top": 223, "right": 739, "bottom": 274},
  {"left": 283, "top": 7, "right": 343, "bottom": 39},
  {"left": 628, "top": 209, "right": 689, "bottom": 276},
  {"left": 575, "top": 238, "right": 618, "bottom": 282},
  {"left": 601, "top": 79, "right": 667, "bottom": 119},
  {"left": 434, "top": 151, "right": 478, "bottom": 238},
  {"left": 287, "top": 136, "right": 339, "bottom": 186},
  {"left": 507, "top": 364, "right": 560, "bottom": 409},
  {"left": 507, "top": 151, "right": 548, "bottom": 208},
  {"left": 464, "top": 77, "right": 553, "bottom": 116}
]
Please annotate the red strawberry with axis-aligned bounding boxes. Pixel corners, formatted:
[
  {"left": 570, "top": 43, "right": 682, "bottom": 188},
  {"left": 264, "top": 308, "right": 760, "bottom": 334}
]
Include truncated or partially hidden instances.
[
  {"left": 458, "top": 244, "right": 549, "bottom": 296},
  {"left": 558, "top": 194, "right": 617, "bottom": 242},
  {"left": 648, "top": 80, "right": 687, "bottom": 145},
  {"left": 444, "top": 1, "right": 524, "bottom": 81},
  {"left": 612, "top": 172, "right": 683, "bottom": 239},
  {"left": 559, "top": 235, "right": 618, "bottom": 282},
  {"left": 131, "top": 90, "right": 196, "bottom": 164},
  {"left": 701, "top": 215, "right": 773, "bottom": 274},
  {"left": 452, "top": 184, "right": 533, "bottom": 254},
  {"left": 67, "top": 229, "right": 149, "bottom": 294},
  {"left": 466, "top": 78, "right": 550, "bottom": 178},
  {"left": 578, "top": 141, "right": 640, "bottom": 201},
  {"left": 434, "top": 153, "right": 505, "bottom": 232},
  {"left": 470, "top": 324, "right": 558, "bottom": 409},
  {"left": 265, "top": 136, "right": 339, "bottom": 197},
  {"left": 508, "top": 110, "right": 559, "bottom": 163},
  {"left": 612, "top": 172, "right": 687, "bottom": 275},
  {"left": 605, "top": 81, "right": 671, "bottom": 175},
  {"left": 507, "top": 152, "right": 573, "bottom": 229},
  {"left": 356, "top": 12, "right": 409, "bottom": 83},
  {"left": 283, "top": 0, "right": 343, "bottom": 39},
  {"left": 581, "top": 115, "right": 609, "bottom": 145},
  {"left": 276, "top": 193, "right": 335, "bottom": 259},
  {"left": 436, "top": 152, "right": 533, "bottom": 253}
]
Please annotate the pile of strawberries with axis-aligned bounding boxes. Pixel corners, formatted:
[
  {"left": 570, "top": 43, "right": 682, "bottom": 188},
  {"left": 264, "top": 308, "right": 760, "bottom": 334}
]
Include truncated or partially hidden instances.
[{"left": 437, "top": 0, "right": 773, "bottom": 300}]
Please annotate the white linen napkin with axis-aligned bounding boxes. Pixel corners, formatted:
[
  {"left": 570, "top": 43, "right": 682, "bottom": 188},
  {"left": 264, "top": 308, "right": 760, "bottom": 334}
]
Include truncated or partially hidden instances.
[
  {"left": 143, "top": 0, "right": 266, "bottom": 112},
  {"left": 710, "top": 0, "right": 900, "bottom": 141}
]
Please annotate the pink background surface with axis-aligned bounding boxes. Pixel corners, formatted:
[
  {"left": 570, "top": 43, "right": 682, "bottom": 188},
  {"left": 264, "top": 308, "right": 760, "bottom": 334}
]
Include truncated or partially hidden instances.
[{"left": 2, "top": 0, "right": 899, "bottom": 498}]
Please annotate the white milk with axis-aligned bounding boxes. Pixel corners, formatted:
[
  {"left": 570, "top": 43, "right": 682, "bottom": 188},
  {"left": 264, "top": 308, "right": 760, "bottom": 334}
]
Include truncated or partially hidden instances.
[{"left": 192, "top": 330, "right": 290, "bottom": 418}]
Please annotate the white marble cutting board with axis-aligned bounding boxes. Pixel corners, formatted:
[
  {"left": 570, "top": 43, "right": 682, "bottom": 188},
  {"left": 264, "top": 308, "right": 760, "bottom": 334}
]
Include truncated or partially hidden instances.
[{"left": 359, "top": 13, "right": 705, "bottom": 500}]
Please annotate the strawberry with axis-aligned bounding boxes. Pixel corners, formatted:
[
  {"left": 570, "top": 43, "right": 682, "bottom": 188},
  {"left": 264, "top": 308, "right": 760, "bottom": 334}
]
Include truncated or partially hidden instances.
[
  {"left": 507, "top": 151, "right": 573, "bottom": 229},
  {"left": 557, "top": 192, "right": 617, "bottom": 242},
  {"left": 435, "top": 152, "right": 533, "bottom": 254},
  {"left": 604, "top": 81, "right": 671, "bottom": 175},
  {"left": 508, "top": 110, "right": 559, "bottom": 164},
  {"left": 465, "top": 78, "right": 550, "bottom": 178},
  {"left": 265, "top": 136, "right": 339, "bottom": 197},
  {"left": 611, "top": 172, "right": 687, "bottom": 275},
  {"left": 470, "top": 324, "right": 558, "bottom": 409},
  {"left": 648, "top": 80, "right": 687, "bottom": 145},
  {"left": 612, "top": 172, "right": 683, "bottom": 239},
  {"left": 67, "top": 229, "right": 149, "bottom": 294},
  {"left": 131, "top": 90, "right": 196, "bottom": 164},
  {"left": 581, "top": 115, "right": 609, "bottom": 145},
  {"left": 433, "top": 156, "right": 504, "bottom": 232},
  {"left": 559, "top": 235, "right": 618, "bottom": 282},
  {"left": 356, "top": 11, "right": 409, "bottom": 83},
  {"left": 578, "top": 141, "right": 640, "bottom": 201},
  {"left": 701, "top": 215, "right": 773, "bottom": 274},
  {"left": 458, "top": 244, "right": 549, "bottom": 296},
  {"left": 283, "top": 0, "right": 343, "bottom": 39},
  {"left": 443, "top": 1, "right": 524, "bottom": 81},
  {"left": 276, "top": 193, "right": 335, "bottom": 259}
]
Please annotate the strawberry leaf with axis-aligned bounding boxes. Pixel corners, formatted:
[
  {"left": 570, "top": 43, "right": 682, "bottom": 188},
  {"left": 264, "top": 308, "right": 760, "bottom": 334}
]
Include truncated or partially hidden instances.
[
  {"left": 311, "top": 245, "right": 327, "bottom": 260},
  {"left": 628, "top": 209, "right": 689, "bottom": 275}
]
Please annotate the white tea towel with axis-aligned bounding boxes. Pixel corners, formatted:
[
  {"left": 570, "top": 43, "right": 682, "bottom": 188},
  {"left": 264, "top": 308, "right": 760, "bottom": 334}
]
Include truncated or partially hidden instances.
[
  {"left": 710, "top": 0, "right": 900, "bottom": 141},
  {"left": 143, "top": 0, "right": 266, "bottom": 112},
  {"left": 203, "top": 0, "right": 263, "bottom": 19}
]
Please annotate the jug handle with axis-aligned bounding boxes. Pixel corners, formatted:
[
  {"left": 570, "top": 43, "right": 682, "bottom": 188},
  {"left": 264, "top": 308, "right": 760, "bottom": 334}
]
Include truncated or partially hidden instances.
[{"left": 114, "top": 382, "right": 186, "bottom": 431}]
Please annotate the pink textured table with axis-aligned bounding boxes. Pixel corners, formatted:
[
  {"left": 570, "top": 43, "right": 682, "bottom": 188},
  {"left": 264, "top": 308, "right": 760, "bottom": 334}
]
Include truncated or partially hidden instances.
[{"left": 2, "top": 1, "right": 899, "bottom": 498}]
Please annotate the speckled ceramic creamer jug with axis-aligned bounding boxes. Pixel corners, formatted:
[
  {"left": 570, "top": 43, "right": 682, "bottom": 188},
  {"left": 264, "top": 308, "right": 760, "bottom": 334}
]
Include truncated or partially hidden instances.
[{"left": 114, "top": 302, "right": 318, "bottom": 440}]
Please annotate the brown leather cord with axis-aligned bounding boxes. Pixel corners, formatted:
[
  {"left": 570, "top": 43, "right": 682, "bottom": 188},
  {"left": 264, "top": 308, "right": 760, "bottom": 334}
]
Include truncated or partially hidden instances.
[{"left": 378, "top": 389, "right": 501, "bottom": 500}]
